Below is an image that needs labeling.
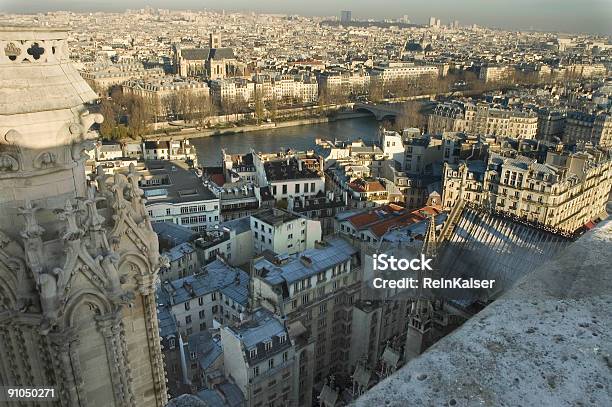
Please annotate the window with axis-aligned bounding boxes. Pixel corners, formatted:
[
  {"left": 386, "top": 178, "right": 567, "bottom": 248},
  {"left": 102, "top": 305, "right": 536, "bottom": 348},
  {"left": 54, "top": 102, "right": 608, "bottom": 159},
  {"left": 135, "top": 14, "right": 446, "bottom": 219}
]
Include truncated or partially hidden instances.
[
  {"left": 200, "top": 322, "right": 206, "bottom": 330},
  {"left": 282, "top": 184, "right": 287, "bottom": 194},
  {"left": 186, "top": 316, "right": 192, "bottom": 324},
  {"left": 250, "top": 349, "right": 257, "bottom": 358},
  {"left": 184, "top": 302, "right": 190, "bottom": 311},
  {"left": 311, "top": 182, "right": 315, "bottom": 192},
  {"left": 295, "top": 184, "right": 300, "bottom": 193},
  {"left": 283, "top": 352, "right": 288, "bottom": 362},
  {"left": 304, "top": 183, "right": 309, "bottom": 193},
  {"left": 199, "top": 310, "right": 205, "bottom": 319},
  {"left": 169, "top": 338, "right": 175, "bottom": 349},
  {"left": 279, "top": 333, "right": 287, "bottom": 344},
  {"left": 212, "top": 293, "right": 217, "bottom": 301},
  {"left": 265, "top": 341, "right": 272, "bottom": 351},
  {"left": 269, "top": 359, "right": 275, "bottom": 369},
  {"left": 166, "top": 208, "right": 171, "bottom": 216},
  {"left": 253, "top": 366, "right": 260, "bottom": 376},
  {"left": 198, "top": 297, "right": 204, "bottom": 306}
]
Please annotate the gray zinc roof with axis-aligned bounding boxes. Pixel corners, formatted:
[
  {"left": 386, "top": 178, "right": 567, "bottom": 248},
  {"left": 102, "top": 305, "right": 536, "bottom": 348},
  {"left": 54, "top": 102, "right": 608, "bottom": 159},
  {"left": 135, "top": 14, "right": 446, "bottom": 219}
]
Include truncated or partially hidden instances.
[
  {"left": 161, "top": 259, "right": 249, "bottom": 307},
  {"left": 254, "top": 238, "right": 357, "bottom": 285}
]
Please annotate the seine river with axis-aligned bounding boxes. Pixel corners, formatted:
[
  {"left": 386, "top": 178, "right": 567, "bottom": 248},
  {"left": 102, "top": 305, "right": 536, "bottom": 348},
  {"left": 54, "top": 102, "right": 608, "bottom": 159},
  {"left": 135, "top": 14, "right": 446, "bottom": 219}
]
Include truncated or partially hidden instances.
[{"left": 191, "top": 117, "right": 380, "bottom": 166}]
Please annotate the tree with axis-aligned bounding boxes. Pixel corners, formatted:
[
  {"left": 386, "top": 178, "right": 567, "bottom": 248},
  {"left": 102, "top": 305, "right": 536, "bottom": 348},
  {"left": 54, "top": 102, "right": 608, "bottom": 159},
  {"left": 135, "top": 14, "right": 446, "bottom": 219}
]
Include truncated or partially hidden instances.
[
  {"left": 254, "top": 91, "right": 265, "bottom": 124},
  {"left": 193, "top": 93, "right": 215, "bottom": 129},
  {"left": 99, "top": 98, "right": 118, "bottom": 140},
  {"left": 268, "top": 94, "right": 278, "bottom": 122},
  {"left": 395, "top": 101, "right": 426, "bottom": 132},
  {"left": 368, "top": 79, "right": 383, "bottom": 103},
  {"left": 125, "top": 95, "right": 150, "bottom": 140}
]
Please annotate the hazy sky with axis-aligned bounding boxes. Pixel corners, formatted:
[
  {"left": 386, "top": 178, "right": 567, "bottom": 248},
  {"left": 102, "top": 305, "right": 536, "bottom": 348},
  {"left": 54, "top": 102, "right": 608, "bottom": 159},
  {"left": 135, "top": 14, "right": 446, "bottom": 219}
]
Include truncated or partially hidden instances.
[{"left": 2, "top": 0, "right": 611, "bottom": 35}]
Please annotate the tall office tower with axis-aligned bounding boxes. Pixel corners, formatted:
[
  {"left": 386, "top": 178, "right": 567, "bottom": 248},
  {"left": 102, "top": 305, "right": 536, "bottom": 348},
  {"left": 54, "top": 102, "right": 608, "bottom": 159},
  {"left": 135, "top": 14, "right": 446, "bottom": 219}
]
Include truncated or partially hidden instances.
[
  {"left": 0, "top": 27, "right": 167, "bottom": 406},
  {"left": 341, "top": 10, "right": 352, "bottom": 23},
  {"left": 429, "top": 16, "right": 437, "bottom": 27}
]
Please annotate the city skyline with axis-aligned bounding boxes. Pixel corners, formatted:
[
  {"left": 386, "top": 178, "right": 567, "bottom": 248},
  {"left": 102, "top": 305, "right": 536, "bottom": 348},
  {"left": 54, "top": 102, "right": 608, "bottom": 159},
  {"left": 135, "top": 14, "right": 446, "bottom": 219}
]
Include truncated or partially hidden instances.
[
  {"left": 0, "top": 1, "right": 610, "bottom": 405},
  {"left": 2, "top": 0, "right": 612, "bottom": 35}
]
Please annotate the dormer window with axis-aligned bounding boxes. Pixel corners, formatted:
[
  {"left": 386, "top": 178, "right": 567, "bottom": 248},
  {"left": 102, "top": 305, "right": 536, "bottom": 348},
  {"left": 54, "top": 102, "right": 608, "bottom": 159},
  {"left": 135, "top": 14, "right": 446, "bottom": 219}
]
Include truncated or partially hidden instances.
[
  {"left": 249, "top": 348, "right": 257, "bottom": 358},
  {"left": 264, "top": 341, "right": 273, "bottom": 351},
  {"left": 279, "top": 333, "right": 287, "bottom": 344}
]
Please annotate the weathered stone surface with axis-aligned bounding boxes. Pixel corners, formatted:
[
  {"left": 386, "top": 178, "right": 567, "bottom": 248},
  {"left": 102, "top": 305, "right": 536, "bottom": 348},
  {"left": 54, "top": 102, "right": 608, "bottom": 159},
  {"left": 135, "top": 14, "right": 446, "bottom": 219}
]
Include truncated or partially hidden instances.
[
  {"left": 353, "top": 219, "right": 612, "bottom": 407},
  {"left": 0, "top": 26, "right": 168, "bottom": 407}
]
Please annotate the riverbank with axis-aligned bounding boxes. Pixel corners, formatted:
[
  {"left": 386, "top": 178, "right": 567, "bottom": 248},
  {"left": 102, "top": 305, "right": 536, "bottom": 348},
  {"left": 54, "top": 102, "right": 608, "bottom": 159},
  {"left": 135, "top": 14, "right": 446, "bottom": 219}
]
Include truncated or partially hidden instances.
[{"left": 144, "top": 111, "right": 371, "bottom": 141}]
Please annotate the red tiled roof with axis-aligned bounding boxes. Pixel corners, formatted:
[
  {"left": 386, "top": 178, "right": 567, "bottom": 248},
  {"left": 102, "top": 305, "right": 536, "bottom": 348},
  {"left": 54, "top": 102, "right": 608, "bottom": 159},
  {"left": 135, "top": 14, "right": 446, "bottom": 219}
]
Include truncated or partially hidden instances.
[
  {"left": 348, "top": 212, "right": 381, "bottom": 229},
  {"left": 367, "top": 205, "right": 443, "bottom": 238},
  {"left": 210, "top": 174, "right": 225, "bottom": 186},
  {"left": 347, "top": 178, "right": 386, "bottom": 193}
]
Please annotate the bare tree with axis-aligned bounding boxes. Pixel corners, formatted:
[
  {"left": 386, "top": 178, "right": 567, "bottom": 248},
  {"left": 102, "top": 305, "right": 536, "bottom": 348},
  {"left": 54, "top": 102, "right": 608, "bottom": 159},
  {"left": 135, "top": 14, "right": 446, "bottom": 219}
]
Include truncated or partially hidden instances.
[
  {"left": 368, "top": 79, "right": 383, "bottom": 103},
  {"left": 395, "top": 101, "right": 426, "bottom": 132},
  {"left": 99, "top": 98, "right": 117, "bottom": 140},
  {"left": 193, "top": 93, "right": 215, "bottom": 129},
  {"left": 254, "top": 91, "right": 265, "bottom": 124},
  {"left": 125, "top": 95, "right": 150, "bottom": 140}
]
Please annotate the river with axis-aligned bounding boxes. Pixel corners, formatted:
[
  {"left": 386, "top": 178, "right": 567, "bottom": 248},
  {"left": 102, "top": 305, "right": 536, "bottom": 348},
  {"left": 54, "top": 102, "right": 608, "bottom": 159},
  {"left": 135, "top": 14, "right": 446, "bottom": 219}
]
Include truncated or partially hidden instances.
[{"left": 190, "top": 117, "right": 381, "bottom": 166}]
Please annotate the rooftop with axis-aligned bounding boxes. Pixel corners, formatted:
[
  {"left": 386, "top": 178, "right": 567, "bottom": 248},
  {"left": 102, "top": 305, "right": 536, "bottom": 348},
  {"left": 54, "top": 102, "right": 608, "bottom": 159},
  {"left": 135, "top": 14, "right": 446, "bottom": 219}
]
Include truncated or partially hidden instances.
[
  {"left": 226, "top": 308, "right": 290, "bottom": 365},
  {"left": 159, "top": 259, "right": 249, "bottom": 307},
  {"left": 264, "top": 158, "right": 322, "bottom": 182},
  {"left": 254, "top": 238, "right": 357, "bottom": 286},
  {"left": 138, "top": 160, "right": 217, "bottom": 203},
  {"left": 252, "top": 208, "right": 300, "bottom": 227}
]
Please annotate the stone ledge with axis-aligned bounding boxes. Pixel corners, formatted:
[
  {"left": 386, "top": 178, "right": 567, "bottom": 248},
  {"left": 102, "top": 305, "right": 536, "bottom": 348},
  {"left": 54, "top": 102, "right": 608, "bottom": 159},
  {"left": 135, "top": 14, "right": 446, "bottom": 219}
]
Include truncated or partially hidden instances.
[{"left": 353, "top": 219, "right": 612, "bottom": 407}]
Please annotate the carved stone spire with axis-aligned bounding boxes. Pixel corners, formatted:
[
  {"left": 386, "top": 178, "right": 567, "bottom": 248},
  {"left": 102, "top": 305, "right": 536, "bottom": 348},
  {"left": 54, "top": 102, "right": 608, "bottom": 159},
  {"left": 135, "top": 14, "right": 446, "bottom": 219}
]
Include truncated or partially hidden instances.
[{"left": 0, "top": 26, "right": 167, "bottom": 406}]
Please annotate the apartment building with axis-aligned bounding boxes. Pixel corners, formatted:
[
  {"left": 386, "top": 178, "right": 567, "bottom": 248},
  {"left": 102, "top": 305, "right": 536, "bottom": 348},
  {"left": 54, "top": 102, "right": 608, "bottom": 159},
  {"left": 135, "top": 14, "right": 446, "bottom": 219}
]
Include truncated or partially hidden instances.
[
  {"left": 143, "top": 140, "right": 198, "bottom": 162},
  {"left": 370, "top": 62, "right": 439, "bottom": 84},
  {"left": 251, "top": 238, "right": 361, "bottom": 406},
  {"left": 565, "top": 111, "right": 612, "bottom": 148},
  {"left": 158, "top": 259, "right": 250, "bottom": 337},
  {"left": 428, "top": 101, "right": 538, "bottom": 139},
  {"left": 253, "top": 73, "right": 319, "bottom": 104},
  {"left": 221, "top": 309, "right": 296, "bottom": 407},
  {"left": 139, "top": 160, "right": 220, "bottom": 232},
  {"left": 479, "top": 64, "right": 514, "bottom": 83},
  {"left": 287, "top": 192, "right": 348, "bottom": 236},
  {"left": 317, "top": 69, "right": 371, "bottom": 97},
  {"left": 251, "top": 208, "right": 322, "bottom": 255},
  {"left": 335, "top": 204, "right": 443, "bottom": 248},
  {"left": 537, "top": 109, "right": 566, "bottom": 141},
  {"left": 210, "top": 75, "right": 318, "bottom": 106},
  {"left": 253, "top": 152, "right": 326, "bottom": 202},
  {"left": 122, "top": 76, "right": 209, "bottom": 119},
  {"left": 193, "top": 217, "right": 254, "bottom": 267},
  {"left": 159, "top": 242, "right": 199, "bottom": 282},
  {"left": 79, "top": 57, "right": 163, "bottom": 93},
  {"left": 210, "top": 78, "right": 254, "bottom": 106},
  {"left": 442, "top": 149, "right": 612, "bottom": 233}
]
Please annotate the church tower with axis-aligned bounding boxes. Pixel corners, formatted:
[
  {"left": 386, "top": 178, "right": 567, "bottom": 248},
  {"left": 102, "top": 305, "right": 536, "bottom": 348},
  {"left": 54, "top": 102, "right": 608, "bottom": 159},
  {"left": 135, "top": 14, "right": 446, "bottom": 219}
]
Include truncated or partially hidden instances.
[
  {"left": 404, "top": 215, "right": 437, "bottom": 362},
  {"left": 0, "top": 26, "right": 167, "bottom": 406},
  {"left": 209, "top": 32, "right": 221, "bottom": 49}
]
